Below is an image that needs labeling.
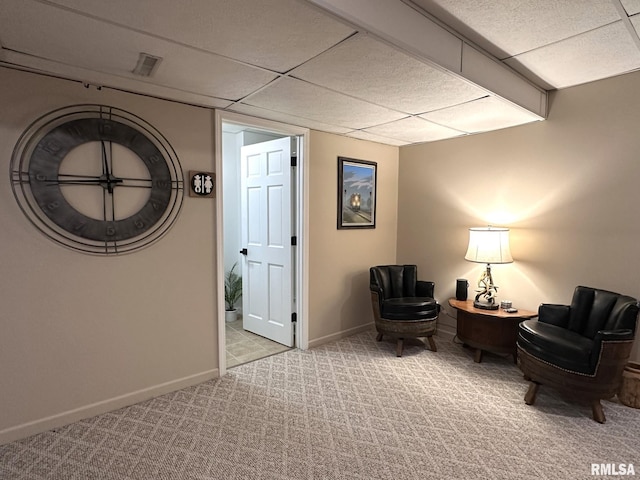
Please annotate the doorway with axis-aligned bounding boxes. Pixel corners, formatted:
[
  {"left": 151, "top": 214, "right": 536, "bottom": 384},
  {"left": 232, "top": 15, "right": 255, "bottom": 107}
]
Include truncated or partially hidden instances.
[{"left": 215, "top": 111, "right": 309, "bottom": 375}]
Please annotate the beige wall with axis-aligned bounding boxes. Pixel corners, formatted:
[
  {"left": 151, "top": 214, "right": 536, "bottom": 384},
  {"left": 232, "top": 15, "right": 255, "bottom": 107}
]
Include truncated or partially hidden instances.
[
  {"left": 0, "top": 68, "right": 399, "bottom": 443},
  {"left": 6, "top": 61, "right": 637, "bottom": 445},
  {"left": 398, "top": 69, "right": 640, "bottom": 361},
  {"left": 308, "top": 131, "right": 399, "bottom": 346},
  {"left": 0, "top": 68, "right": 218, "bottom": 443}
]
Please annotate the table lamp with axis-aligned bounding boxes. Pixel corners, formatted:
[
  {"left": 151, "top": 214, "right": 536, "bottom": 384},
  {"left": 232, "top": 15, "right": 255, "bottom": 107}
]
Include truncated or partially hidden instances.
[{"left": 464, "top": 226, "right": 513, "bottom": 310}]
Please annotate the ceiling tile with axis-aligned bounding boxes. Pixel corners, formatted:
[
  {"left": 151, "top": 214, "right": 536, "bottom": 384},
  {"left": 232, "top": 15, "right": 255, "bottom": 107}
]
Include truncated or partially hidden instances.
[
  {"left": 228, "top": 103, "right": 353, "bottom": 134},
  {"left": 243, "top": 77, "right": 407, "bottom": 130},
  {"left": 45, "top": 0, "right": 356, "bottom": 72},
  {"left": 0, "top": 0, "right": 277, "bottom": 100},
  {"left": 2, "top": 0, "right": 636, "bottom": 147},
  {"left": 290, "top": 33, "right": 485, "bottom": 114},
  {"left": 0, "top": 49, "right": 234, "bottom": 109},
  {"left": 622, "top": 0, "right": 640, "bottom": 16},
  {"left": 361, "top": 116, "right": 463, "bottom": 143},
  {"left": 630, "top": 14, "right": 640, "bottom": 38},
  {"left": 505, "top": 21, "right": 640, "bottom": 89},
  {"left": 412, "top": 0, "right": 621, "bottom": 58},
  {"left": 344, "top": 131, "right": 410, "bottom": 146},
  {"left": 420, "top": 96, "right": 541, "bottom": 133}
]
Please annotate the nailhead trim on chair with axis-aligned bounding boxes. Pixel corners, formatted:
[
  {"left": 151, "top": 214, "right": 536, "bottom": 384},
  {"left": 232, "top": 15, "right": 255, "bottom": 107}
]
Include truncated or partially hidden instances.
[{"left": 517, "top": 340, "right": 632, "bottom": 378}]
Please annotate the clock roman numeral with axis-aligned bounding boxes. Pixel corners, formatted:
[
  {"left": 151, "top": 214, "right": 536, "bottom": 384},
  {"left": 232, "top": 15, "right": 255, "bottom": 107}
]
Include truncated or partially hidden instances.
[
  {"left": 66, "top": 124, "right": 84, "bottom": 139},
  {"left": 73, "top": 222, "right": 88, "bottom": 233},
  {"left": 41, "top": 140, "right": 61, "bottom": 155}
]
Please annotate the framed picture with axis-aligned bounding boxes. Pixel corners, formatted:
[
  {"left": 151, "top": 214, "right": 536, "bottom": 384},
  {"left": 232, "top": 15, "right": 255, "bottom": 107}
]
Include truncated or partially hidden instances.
[{"left": 337, "top": 156, "right": 377, "bottom": 229}]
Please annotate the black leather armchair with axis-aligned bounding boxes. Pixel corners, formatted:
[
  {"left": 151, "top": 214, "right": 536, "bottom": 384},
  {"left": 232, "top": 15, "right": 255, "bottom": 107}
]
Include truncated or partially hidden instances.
[
  {"left": 517, "top": 286, "right": 639, "bottom": 422},
  {"left": 369, "top": 265, "right": 439, "bottom": 356}
]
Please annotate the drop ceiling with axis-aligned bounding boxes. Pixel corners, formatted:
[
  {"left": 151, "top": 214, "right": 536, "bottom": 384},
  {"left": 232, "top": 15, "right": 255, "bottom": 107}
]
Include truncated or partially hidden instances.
[{"left": 1, "top": 0, "right": 639, "bottom": 146}]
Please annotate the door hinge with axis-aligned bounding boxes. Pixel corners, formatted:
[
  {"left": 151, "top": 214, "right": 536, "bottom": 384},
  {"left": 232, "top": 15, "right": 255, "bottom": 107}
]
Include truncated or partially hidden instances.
[
  {"left": 291, "top": 312, "right": 297, "bottom": 323},
  {"left": 291, "top": 236, "right": 297, "bottom": 246},
  {"left": 291, "top": 156, "right": 297, "bottom": 167}
]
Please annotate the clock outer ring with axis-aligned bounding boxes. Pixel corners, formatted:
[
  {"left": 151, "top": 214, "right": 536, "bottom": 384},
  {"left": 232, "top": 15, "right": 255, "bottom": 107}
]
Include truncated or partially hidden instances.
[
  {"left": 29, "top": 118, "right": 173, "bottom": 242},
  {"left": 10, "top": 105, "right": 184, "bottom": 255}
]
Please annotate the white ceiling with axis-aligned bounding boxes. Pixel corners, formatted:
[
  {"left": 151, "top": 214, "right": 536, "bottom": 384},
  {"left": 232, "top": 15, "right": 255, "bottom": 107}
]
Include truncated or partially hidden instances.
[{"left": 1, "top": 0, "right": 639, "bottom": 146}]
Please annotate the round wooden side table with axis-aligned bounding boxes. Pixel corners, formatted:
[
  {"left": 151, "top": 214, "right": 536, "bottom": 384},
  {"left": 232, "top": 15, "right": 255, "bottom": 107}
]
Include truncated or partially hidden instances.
[{"left": 448, "top": 298, "right": 537, "bottom": 363}]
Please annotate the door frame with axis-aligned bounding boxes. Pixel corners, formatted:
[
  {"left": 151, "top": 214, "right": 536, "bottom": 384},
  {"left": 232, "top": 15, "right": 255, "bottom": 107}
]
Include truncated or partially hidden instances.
[{"left": 214, "top": 110, "right": 310, "bottom": 376}]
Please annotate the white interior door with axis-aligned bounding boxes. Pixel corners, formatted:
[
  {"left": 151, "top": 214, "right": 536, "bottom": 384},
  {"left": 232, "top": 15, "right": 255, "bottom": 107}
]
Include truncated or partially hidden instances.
[{"left": 240, "top": 137, "right": 294, "bottom": 347}]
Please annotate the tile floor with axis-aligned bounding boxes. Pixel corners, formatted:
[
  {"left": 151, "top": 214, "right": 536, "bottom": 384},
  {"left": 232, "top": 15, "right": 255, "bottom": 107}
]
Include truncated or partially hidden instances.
[{"left": 225, "top": 317, "right": 291, "bottom": 368}]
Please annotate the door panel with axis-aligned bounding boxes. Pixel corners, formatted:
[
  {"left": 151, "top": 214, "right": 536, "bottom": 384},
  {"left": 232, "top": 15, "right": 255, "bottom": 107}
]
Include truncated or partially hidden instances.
[{"left": 240, "top": 137, "right": 293, "bottom": 347}]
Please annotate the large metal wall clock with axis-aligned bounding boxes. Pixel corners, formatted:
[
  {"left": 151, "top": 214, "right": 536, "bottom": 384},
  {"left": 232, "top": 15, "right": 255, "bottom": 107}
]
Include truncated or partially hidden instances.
[{"left": 10, "top": 104, "right": 184, "bottom": 255}]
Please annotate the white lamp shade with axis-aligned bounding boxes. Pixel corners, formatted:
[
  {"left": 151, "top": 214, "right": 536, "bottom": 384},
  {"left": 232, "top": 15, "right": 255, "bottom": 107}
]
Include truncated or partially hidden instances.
[{"left": 464, "top": 227, "right": 513, "bottom": 264}]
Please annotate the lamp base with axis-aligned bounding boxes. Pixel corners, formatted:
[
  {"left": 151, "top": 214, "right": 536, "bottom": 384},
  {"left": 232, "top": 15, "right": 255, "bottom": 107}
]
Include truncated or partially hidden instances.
[{"left": 474, "top": 300, "right": 499, "bottom": 310}]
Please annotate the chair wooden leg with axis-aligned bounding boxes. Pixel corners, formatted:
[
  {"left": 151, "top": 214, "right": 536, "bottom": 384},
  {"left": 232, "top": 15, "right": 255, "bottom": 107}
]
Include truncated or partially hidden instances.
[
  {"left": 592, "top": 400, "right": 606, "bottom": 423},
  {"left": 426, "top": 335, "right": 437, "bottom": 352},
  {"left": 396, "top": 338, "right": 404, "bottom": 357},
  {"left": 524, "top": 381, "right": 539, "bottom": 405},
  {"left": 376, "top": 332, "right": 383, "bottom": 341}
]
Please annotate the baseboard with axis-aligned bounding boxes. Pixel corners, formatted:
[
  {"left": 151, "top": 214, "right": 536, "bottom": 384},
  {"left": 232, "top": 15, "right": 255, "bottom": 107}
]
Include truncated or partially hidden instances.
[
  {"left": 436, "top": 323, "right": 456, "bottom": 340},
  {"left": 0, "top": 368, "right": 219, "bottom": 446},
  {"left": 308, "top": 322, "right": 375, "bottom": 349},
  {"left": 308, "top": 320, "right": 456, "bottom": 349}
]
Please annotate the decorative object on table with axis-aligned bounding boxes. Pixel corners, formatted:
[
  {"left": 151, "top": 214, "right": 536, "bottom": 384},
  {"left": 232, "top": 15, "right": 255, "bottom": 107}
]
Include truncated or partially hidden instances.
[
  {"left": 10, "top": 104, "right": 184, "bottom": 255},
  {"left": 224, "top": 262, "right": 242, "bottom": 323},
  {"left": 500, "top": 300, "right": 512, "bottom": 309},
  {"left": 189, "top": 171, "right": 215, "bottom": 198},
  {"left": 464, "top": 226, "right": 513, "bottom": 310},
  {"left": 517, "top": 286, "right": 639, "bottom": 423},
  {"left": 456, "top": 278, "right": 469, "bottom": 301},
  {"left": 337, "top": 156, "right": 376, "bottom": 229},
  {"left": 369, "top": 264, "right": 439, "bottom": 357}
]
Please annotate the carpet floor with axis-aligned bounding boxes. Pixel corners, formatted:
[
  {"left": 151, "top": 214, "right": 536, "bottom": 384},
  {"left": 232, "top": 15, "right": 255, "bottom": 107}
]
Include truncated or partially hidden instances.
[{"left": 1, "top": 330, "right": 639, "bottom": 479}]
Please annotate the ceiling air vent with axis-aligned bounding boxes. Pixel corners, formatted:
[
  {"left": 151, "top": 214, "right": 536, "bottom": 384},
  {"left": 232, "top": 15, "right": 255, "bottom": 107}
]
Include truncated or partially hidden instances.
[{"left": 132, "top": 53, "right": 162, "bottom": 77}]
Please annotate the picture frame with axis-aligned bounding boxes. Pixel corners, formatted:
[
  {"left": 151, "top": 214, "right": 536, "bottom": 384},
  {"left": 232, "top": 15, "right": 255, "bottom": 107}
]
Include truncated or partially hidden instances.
[{"left": 337, "top": 156, "right": 377, "bottom": 229}]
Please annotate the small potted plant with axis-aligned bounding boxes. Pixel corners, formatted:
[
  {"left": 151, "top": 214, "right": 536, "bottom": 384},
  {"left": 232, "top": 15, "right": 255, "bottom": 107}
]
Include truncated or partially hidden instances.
[{"left": 224, "top": 262, "right": 242, "bottom": 323}]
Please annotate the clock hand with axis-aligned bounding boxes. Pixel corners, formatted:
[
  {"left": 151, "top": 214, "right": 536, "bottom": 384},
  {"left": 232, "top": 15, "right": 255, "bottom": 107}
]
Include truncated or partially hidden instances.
[
  {"left": 44, "top": 174, "right": 150, "bottom": 187},
  {"left": 55, "top": 174, "right": 151, "bottom": 182},
  {"left": 44, "top": 171, "right": 125, "bottom": 190},
  {"left": 58, "top": 174, "right": 105, "bottom": 179},
  {"left": 46, "top": 178, "right": 102, "bottom": 185},
  {"left": 100, "top": 140, "right": 120, "bottom": 194},
  {"left": 112, "top": 176, "right": 152, "bottom": 182},
  {"left": 46, "top": 178, "right": 124, "bottom": 186},
  {"left": 101, "top": 140, "right": 110, "bottom": 176}
]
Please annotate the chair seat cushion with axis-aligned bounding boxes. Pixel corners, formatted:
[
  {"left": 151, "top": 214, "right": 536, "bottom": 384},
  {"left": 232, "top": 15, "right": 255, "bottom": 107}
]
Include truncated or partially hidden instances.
[
  {"left": 381, "top": 297, "right": 437, "bottom": 320},
  {"left": 518, "top": 319, "right": 594, "bottom": 374}
]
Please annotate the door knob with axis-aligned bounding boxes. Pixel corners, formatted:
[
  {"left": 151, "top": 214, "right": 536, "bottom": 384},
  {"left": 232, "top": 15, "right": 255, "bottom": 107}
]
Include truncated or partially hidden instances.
[{"left": 240, "top": 248, "right": 248, "bottom": 255}]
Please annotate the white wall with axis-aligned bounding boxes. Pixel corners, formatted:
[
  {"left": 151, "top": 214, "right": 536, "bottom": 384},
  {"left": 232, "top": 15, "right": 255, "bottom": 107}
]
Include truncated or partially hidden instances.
[
  {"left": 0, "top": 67, "right": 218, "bottom": 443},
  {"left": 397, "top": 69, "right": 640, "bottom": 361},
  {"left": 222, "top": 131, "right": 242, "bottom": 276}
]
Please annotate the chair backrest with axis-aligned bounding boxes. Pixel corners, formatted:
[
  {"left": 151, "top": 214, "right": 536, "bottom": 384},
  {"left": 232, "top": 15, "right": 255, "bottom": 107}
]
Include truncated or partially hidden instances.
[
  {"left": 370, "top": 265, "right": 417, "bottom": 299},
  {"left": 569, "top": 286, "right": 639, "bottom": 338}
]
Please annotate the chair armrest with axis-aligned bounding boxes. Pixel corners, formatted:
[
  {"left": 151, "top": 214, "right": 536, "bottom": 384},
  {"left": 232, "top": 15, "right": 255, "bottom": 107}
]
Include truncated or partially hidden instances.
[
  {"left": 590, "top": 329, "right": 635, "bottom": 370},
  {"left": 538, "top": 304, "right": 570, "bottom": 328},
  {"left": 594, "top": 329, "right": 635, "bottom": 342},
  {"left": 416, "top": 280, "right": 434, "bottom": 298}
]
